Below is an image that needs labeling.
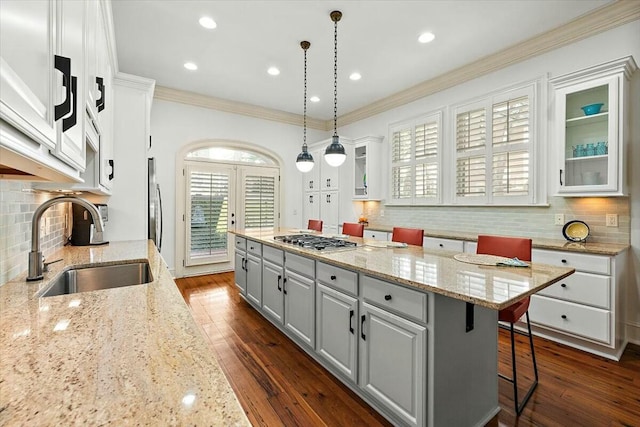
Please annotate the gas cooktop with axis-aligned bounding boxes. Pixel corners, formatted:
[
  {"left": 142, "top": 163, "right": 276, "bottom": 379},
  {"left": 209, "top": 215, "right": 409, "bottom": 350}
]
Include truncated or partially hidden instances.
[{"left": 273, "top": 234, "right": 357, "bottom": 251}]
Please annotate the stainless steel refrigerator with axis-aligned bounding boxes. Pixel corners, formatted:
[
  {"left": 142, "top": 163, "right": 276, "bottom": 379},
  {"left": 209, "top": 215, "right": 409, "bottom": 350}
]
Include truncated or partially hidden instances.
[{"left": 148, "top": 157, "right": 163, "bottom": 252}]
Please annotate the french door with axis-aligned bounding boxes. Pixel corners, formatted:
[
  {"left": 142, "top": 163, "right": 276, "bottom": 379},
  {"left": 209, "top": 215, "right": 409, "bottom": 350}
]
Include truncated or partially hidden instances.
[{"left": 183, "top": 160, "right": 279, "bottom": 273}]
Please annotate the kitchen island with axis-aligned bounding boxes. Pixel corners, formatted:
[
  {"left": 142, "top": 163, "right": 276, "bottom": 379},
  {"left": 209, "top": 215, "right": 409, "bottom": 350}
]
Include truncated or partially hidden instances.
[
  {"left": 0, "top": 241, "right": 249, "bottom": 426},
  {"left": 231, "top": 228, "right": 575, "bottom": 427}
]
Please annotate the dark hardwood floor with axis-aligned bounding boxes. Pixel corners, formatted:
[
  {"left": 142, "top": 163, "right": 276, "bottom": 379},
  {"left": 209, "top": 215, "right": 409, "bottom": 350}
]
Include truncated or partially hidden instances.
[{"left": 175, "top": 272, "right": 640, "bottom": 427}]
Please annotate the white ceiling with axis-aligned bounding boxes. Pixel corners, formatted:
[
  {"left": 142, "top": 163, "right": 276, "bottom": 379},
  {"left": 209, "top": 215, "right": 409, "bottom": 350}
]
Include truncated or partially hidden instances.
[{"left": 112, "top": 0, "right": 612, "bottom": 121}]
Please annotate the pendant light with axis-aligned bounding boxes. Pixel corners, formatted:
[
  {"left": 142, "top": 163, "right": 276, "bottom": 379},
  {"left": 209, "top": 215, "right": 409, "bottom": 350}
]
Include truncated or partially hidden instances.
[
  {"left": 296, "top": 41, "right": 314, "bottom": 173},
  {"left": 324, "top": 10, "right": 346, "bottom": 167}
]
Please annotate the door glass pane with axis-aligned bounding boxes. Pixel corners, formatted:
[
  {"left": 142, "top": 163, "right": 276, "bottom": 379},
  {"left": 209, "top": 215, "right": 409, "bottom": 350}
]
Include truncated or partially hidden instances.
[
  {"left": 189, "top": 171, "right": 229, "bottom": 261},
  {"left": 564, "top": 84, "right": 609, "bottom": 187}
]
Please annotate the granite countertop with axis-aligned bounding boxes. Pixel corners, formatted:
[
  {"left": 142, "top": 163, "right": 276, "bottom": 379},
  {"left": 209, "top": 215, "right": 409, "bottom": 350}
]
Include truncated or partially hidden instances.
[
  {"left": 362, "top": 224, "right": 629, "bottom": 256},
  {"left": 232, "top": 229, "right": 575, "bottom": 311},
  {"left": 0, "top": 241, "right": 249, "bottom": 426}
]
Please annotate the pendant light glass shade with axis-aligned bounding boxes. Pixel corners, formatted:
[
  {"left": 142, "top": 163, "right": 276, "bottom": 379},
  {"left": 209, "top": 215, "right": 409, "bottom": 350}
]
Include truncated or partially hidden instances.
[
  {"left": 296, "top": 143, "right": 314, "bottom": 172},
  {"left": 324, "top": 135, "right": 346, "bottom": 167},
  {"left": 324, "top": 10, "right": 346, "bottom": 168},
  {"left": 296, "top": 41, "right": 314, "bottom": 173}
]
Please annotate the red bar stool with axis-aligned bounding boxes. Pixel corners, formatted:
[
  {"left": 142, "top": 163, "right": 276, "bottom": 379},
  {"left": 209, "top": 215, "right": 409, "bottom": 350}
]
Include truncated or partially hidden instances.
[
  {"left": 477, "top": 234, "right": 538, "bottom": 415},
  {"left": 307, "top": 219, "right": 323, "bottom": 232},
  {"left": 342, "top": 222, "right": 364, "bottom": 237},
  {"left": 391, "top": 227, "right": 424, "bottom": 246}
]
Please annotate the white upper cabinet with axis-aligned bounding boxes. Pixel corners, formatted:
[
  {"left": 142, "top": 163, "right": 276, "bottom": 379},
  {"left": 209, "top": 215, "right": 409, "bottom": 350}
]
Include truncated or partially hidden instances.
[
  {"left": 0, "top": 0, "right": 57, "bottom": 150},
  {"left": 551, "top": 56, "right": 636, "bottom": 197},
  {"left": 353, "top": 136, "right": 383, "bottom": 200}
]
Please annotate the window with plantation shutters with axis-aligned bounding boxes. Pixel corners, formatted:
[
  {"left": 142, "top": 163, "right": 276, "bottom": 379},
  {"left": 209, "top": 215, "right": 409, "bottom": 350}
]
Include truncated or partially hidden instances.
[
  {"left": 185, "top": 164, "right": 233, "bottom": 266},
  {"left": 389, "top": 111, "right": 442, "bottom": 204},
  {"left": 242, "top": 173, "right": 277, "bottom": 229},
  {"left": 453, "top": 84, "right": 535, "bottom": 205}
]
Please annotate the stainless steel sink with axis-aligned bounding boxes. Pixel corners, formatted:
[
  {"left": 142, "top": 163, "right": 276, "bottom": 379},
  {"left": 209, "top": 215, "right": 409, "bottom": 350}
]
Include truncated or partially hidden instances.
[{"left": 39, "top": 262, "right": 153, "bottom": 298}]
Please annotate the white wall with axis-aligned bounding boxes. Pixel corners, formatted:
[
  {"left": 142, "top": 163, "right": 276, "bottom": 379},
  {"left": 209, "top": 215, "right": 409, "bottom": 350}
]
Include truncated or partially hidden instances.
[
  {"left": 628, "top": 70, "right": 640, "bottom": 344},
  {"left": 150, "top": 99, "right": 327, "bottom": 273}
]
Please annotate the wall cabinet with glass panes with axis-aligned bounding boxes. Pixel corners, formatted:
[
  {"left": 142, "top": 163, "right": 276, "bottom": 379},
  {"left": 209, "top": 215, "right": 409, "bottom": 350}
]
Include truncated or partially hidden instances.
[
  {"left": 551, "top": 56, "right": 636, "bottom": 197},
  {"left": 353, "top": 136, "right": 383, "bottom": 200}
]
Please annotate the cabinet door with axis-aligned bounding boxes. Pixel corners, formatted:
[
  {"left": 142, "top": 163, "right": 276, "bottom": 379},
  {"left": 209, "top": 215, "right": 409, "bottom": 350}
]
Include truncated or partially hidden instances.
[
  {"left": 234, "top": 249, "right": 246, "bottom": 294},
  {"left": 53, "top": 0, "right": 85, "bottom": 170},
  {"left": 262, "top": 260, "right": 284, "bottom": 324},
  {"left": 359, "top": 302, "right": 426, "bottom": 427},
  {"left": 321, "top": 159, "right": 340, "bottom": 190},
  {"left": 0, "top": 0, "right": 57, "bottom": 149},
  {"left": 246, "top": 254, "right": 262, "bottom": 306},
  {"left": 316, "top": 283, "right": 358, "bottom": 383},
  {"left": 284, "top": 269, "right": 315, "bottom": 348},
  {"left": 321, "top": 190, "right": 339, "bottom": 234},
  {"left": 303, "top": 192, "right": 320, "bottom": 226}
]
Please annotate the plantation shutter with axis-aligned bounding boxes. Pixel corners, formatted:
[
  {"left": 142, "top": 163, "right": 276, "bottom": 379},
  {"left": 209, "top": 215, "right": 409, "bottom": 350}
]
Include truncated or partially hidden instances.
[
  {"left": 186, "top": 165, "right": 232, "bottom": 266},
  {"left": 455, "top": 107, "right": 487, "bottom": 198},
  {"left": 415, "top": 120, "right": 439, "bottom": 199},
  {"left": 244, "top": 175, "right": 276, "bottom": 229},
  {"left": 391, "top": 128, "right": 412, "bottom": 199}
]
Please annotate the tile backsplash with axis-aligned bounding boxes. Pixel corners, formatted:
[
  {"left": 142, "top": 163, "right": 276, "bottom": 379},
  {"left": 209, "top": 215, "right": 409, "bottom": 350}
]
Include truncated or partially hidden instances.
[
  {"left": 0, "top": 181, "right": 69, "bottom": 284},
  {"left": 362, "top": 196, "right": 630, "bottom": 244}
]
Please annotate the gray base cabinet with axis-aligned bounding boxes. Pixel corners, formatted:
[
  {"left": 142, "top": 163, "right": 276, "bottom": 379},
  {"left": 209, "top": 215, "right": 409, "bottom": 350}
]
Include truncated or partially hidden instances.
[
  {"left": 233, "top": 237, "right": 247, "bottom": 294},
  {"left": 316, "top": 283, "right": 358, "bottom": 383},
  {"left": 262, "top": 259, "right": 284, "bottom": 323},
  {"left": 359, "top": 301, "right": 426, "bottom": 427},
  {"left": 284, "top": 269, "right": 315, "bottom": 348},
  {"left": 245, "top": 253, "right": 262, "bottom": 306}
]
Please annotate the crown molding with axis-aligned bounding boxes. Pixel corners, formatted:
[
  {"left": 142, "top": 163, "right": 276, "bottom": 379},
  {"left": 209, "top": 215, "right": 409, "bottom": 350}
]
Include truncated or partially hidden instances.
[
  {"left": 338, "top": 0, "right": 640, "bottom": 127},
  {"left": 114, "top": 72, "right": 156, "bottom": 94},
  {"left": 153, "top": 86, "right": 328, "bottom": 131}
]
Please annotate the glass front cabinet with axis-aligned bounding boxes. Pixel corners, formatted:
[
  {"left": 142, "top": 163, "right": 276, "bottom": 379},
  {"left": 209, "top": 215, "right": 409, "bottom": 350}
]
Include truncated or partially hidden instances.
[{"left": 551, "top": 56, "right": 636, "bottom": 196}]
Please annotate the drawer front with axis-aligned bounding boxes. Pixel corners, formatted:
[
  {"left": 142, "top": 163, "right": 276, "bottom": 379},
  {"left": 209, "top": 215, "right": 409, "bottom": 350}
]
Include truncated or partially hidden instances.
[
  {"left": 247, "top": 240, "right": 262, "bottom": 256},
  {"left": 423, "top": 237, "right": 464, "bottom": 252},
  {"left": 529, "top": 295, "right": 610, "bottom": 344},
  {"left": 537, "top": 271, "right": 610, "bottom": 309},
  {"left": 317, "top": 261, "right": 358, "bottom": 296},
  {"left": 363, "top": 230, "right": 389, "bottom": 241},
  {"left": 361, "top": 275, "right": 427, "bottom": 323},
  {"left": 263, "top": 245, "right": 284, "bottom": 266},
  {"left": 285, "top": 252, "right": 315, "bottom": 278},
  {"left": 532, "top": 249, "right": 610, "bottom": 275},
  {"left": 234, "top": 236, "right": 246, "bottom": 251}
]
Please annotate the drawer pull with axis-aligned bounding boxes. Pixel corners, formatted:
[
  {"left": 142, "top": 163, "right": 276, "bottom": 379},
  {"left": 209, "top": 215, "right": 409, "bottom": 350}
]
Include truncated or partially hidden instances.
[
  {"left": 561, "top": 283, "right": 567, "bottom": 288},
  {"left": 330, "top": 275, "right": 337, "bottom": 280},
  {"left": 561, "top": 259, "right": 568, "bottom": 264},
  {"left": 349, "top": 310, "right": 354, "bottom": 334},
  {"left": 561, "top": 314, "right": 567, "bottom": 319},
  {"left": 384, "top": 294, "right": 392, "bottom": 301}
]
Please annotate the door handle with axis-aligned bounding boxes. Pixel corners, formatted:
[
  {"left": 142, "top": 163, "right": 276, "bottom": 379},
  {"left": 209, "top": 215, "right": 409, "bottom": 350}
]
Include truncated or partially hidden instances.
[
  {"left": 309, "top": 195, "right": 313, "bottom": 203},
  {"left": 327, "top": 178, "right": 331, "bottom": 187},
  {"left": 96, "top": 76, "right": 105, "bottom": 112},
  {"left": 54, "top": 55, "right": 71, "bottom": 120},
  {"left": 349, "top": 309, "right": 354, "bottom": 334},
  {"left": 360, "top": 315, "right": 366, "bottom": 340},
  {"left": 277, "top": 274, "right": 282, "bottom": 291},
  {"left": 309, "top": 180, "right": 314, "bottom": 189},
  {"left": 61, "top": 75, "right": 78, "bottom": 132},
  {"left": 283, "top": 277, "right": 287, "bottom": 294},
  {"left": 108, "top": 159, "right": 114, "bottom": 180}
]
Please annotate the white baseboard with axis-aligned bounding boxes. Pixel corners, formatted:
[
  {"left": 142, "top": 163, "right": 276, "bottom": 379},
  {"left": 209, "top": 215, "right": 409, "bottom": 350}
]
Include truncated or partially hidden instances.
[{"left": 627, "top": 321, "right": 640, "bottom": 345}]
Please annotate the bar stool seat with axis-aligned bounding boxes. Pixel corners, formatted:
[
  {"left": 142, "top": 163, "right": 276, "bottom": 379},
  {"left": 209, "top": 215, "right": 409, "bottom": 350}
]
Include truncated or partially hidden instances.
[
  {"left": 391, "top": 227, "right": 424, "bottom": 246},
  {"left": 342, "top": 222, "right": 364, "bottom": 237},
  {"left": 307, "top": 219, "right": 323, "bottom": 232}
]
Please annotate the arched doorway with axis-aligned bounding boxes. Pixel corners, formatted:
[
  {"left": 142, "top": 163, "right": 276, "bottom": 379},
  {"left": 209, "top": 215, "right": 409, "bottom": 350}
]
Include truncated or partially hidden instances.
[{"left": 175, "top": 141, "right": 281, "bottom": 278}]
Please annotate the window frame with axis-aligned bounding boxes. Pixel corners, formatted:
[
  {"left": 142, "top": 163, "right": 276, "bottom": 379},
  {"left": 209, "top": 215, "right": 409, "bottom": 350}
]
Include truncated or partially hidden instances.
[{"left": 388, "top": 110, "right": 443, "bottom": 206}]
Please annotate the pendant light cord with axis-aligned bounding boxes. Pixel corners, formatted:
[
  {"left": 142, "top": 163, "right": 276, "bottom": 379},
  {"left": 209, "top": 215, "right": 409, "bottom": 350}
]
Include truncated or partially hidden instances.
[
  {"left": 333, "top": 15, "right": 338, "bottom": 137},
  {"left": 303, "top": 43, "right": 308, "bottom": 147}
]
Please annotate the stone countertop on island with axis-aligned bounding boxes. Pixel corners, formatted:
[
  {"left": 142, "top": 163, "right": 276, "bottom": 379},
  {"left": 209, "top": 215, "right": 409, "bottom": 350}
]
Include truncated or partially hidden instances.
[
  {"left": 232, "top": 229, "right": 575, "bottom": 311},
  {"left": 362, "top": 225, "right": 629, "bottom": 256},
  {"left": 0, "top": 240, "right": 249, "bottom": 426}
]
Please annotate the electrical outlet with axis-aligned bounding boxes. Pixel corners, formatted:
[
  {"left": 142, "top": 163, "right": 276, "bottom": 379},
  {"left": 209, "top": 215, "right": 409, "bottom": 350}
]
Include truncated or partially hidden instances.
[
  {"left": 606, "top": 214, "right": 618, "bottom": 227},
  {"left": 554, "top": 214, "right": 565, "bottom": 225}
]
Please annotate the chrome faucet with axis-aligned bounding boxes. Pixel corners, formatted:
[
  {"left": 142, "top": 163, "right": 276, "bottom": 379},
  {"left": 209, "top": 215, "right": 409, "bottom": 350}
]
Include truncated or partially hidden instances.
[{"left": 27, "top": 196, "right": 105, "bottom": 281}]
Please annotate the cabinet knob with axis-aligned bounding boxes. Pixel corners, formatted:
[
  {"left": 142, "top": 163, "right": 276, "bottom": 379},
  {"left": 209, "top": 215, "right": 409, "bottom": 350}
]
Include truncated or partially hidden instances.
[
  {"left": 561, "top": 259, "right": 567, "bottom": 264},
  {"left": 384, "top": 294, "right": 392, "bottom": 301},
  {"left": 330, "top": 275, "right": 337, "bottom": 280},
  {"left": 561, "top": 314, "right": 567, "bottom": 319},
  {"left": 561, "top": 283, "right": 567, "bottom": 288},
  {"left": 439, "top": 243, "right": 444, "bottom": 248}
]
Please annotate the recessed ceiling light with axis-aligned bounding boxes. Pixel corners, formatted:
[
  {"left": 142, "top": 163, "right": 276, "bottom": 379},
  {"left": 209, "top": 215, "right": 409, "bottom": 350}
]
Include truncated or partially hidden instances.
[
  {"left": 349, "top": 72, "right": 361, "bottom": 81},
  {"left": 267, "top": 67, "right": 280, "bottom": 76},
  {"left": 310, "top": 96, "right": 320, "bottom": 103},
  {"left": 184, "top": 62, "right": 198, "bottom": 71},
  {"left": 199, "top": 16, "right": 217, "bottom": 29},
  {"left": 418, "top": 32, "right": 435, "bottom": 44}
]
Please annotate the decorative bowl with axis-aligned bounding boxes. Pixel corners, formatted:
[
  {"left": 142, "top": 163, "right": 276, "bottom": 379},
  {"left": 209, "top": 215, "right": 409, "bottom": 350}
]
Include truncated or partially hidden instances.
[
  {"left": 562, "top": 220, "right": 590, "bottom": 242},
  {"left": 581, "top": 103, "right": 604, "bottom": 116}
]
